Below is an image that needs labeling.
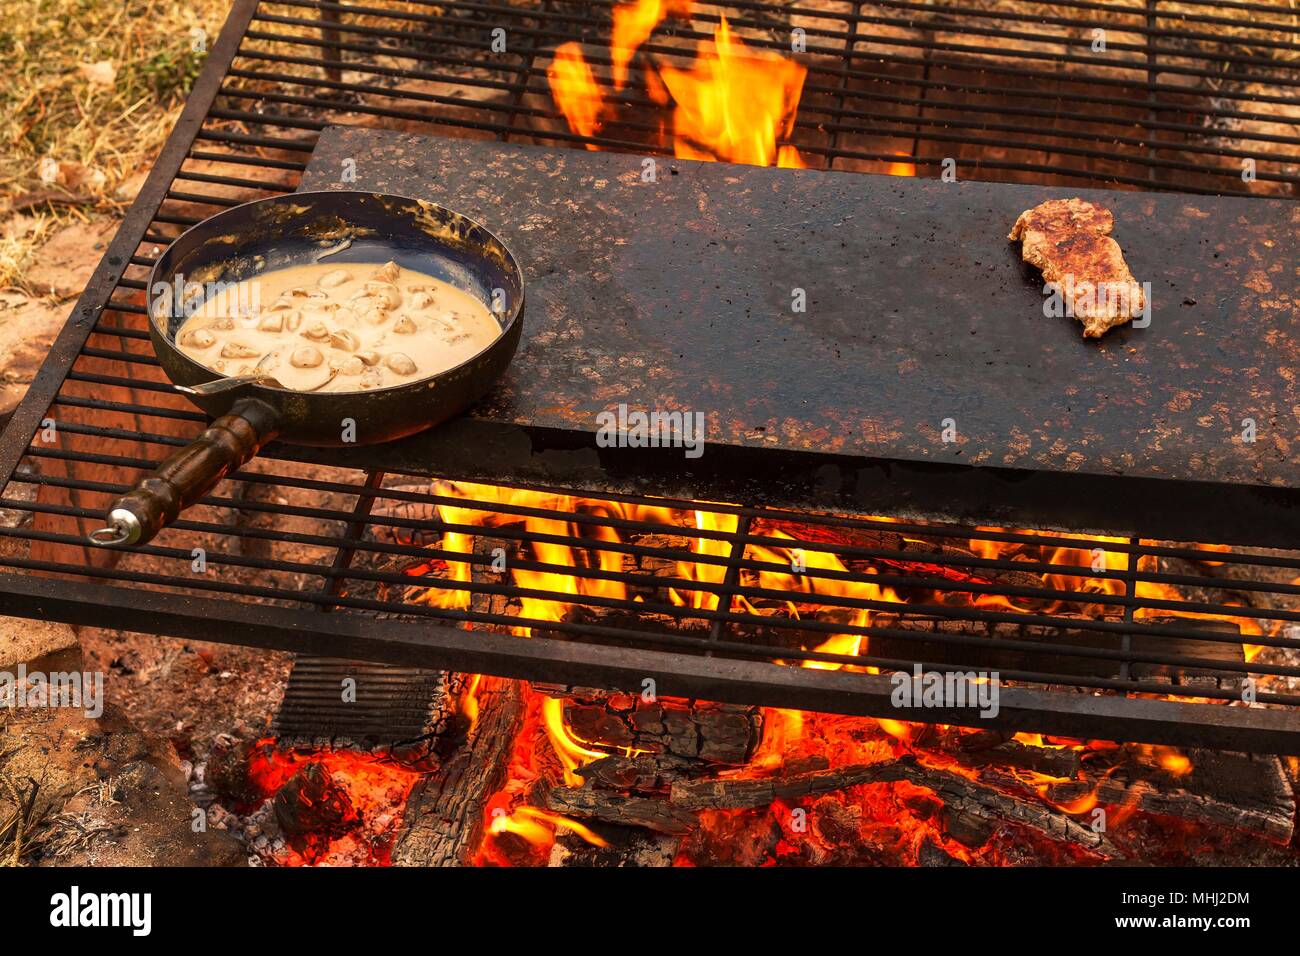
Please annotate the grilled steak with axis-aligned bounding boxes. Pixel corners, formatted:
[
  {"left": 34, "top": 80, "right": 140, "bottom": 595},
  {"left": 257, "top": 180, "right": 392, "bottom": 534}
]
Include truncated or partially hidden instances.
[{"left": 1009, "top": 198, "right": 1146, "bottom": 339}]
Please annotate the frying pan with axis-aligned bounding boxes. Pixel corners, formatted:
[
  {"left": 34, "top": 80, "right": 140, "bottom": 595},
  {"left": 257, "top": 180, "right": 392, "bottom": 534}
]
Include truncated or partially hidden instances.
[{"left": 88, "top": 190, "right": 524, "bottom": 547}]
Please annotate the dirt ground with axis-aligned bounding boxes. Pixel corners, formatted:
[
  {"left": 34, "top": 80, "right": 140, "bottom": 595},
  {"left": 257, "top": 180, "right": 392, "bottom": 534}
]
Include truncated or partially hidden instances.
[{"left": 3, "top": 0, "right": 1299, "bottom": 868}]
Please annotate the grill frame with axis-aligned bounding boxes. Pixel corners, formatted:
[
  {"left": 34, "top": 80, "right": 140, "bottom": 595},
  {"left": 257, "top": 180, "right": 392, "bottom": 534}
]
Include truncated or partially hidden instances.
[{"left": 2, "top": 0, "right": 1299, "bottom": 752}]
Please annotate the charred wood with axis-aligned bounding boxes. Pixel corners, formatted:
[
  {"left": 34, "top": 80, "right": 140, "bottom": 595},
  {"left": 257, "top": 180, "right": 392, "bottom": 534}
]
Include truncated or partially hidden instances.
[
  {"left": 544, "top": 787, "right": 698, "bottom": 836},
  {"left": 558, "top": 690, "right": 762, "bottom": 767},
  {"left": 1045, "top": 748, "right": 1294, "bottom": 844},
  {"left": 391, "top": 676, "right": 523, "bottom": 866},
  {"left": 671, "top": 757, "right": 1118, "bottom": 857}
]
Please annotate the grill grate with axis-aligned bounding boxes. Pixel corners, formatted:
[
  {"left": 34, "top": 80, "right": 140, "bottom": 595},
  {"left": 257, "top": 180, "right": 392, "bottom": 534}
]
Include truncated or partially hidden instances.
[{"left": 1, "top": 0, "right": 1299, "bottom": 751}]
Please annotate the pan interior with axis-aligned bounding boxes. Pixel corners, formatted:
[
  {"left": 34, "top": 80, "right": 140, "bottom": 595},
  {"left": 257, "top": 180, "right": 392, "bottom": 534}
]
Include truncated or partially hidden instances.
[{"left": 147, "top": 193, "right": 524, "bottom": 392}]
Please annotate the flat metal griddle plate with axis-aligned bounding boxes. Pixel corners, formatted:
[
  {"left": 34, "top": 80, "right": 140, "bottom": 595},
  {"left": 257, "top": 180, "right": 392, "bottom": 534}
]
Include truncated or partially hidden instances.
[{"left": 294, "top": 128, "right": 1299, "bottom": 546}]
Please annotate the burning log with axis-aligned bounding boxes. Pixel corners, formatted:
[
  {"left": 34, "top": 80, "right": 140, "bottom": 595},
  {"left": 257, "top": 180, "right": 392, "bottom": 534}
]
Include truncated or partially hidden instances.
[
  {"left": 548, "top": 830, "right": 680, "bottom": 868},
  {"left": 1044, "top": 749, "right": 1295, "bottom": 844},
  {"left": 391, "top": 677, "right": 524, "bottom": 866},
  {"left": 555, "top": 690, "right": 763, "bottom": 767},
  {"left": 669, "top": 757, "right": 1119, "bottom": 858},
  {"left": 956, "top": 740, "right": 1083, "bottom": 779},
  {"left": 748, "top": 518, "right": 1047, "bottom": 595},
  {"left": 575, "top": 754, "right": 701, "bottom": 793},
  {"left": 544, "top": 787, "right": 698, "bottom": 836}
]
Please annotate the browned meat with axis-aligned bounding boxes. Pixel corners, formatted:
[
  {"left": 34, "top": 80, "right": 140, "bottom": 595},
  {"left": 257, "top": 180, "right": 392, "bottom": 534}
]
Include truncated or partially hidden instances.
[{"left": 1008, "top": 198, "right": 1146, "bottom": 339}]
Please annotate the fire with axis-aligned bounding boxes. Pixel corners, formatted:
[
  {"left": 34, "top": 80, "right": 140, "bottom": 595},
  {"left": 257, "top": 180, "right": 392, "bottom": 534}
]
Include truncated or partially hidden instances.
[
  {"left": 611, "top": 0, "right": 694, "bottom": 90},
  {"left": 670, "top": 508, "right": 737, "bottom": 610},
  {"left": 380, "top": 478, "right": 1273, "bottom": 865},
  {"left": 541, "top": 695, "right": 614, "bottom": 785},
  {"left": 887, "top": 153, "right": 917, "bottom": 177},
  {"left": 658, "top": 17, "right": 808, "bottom": 168},
  {"left": 741, "top": 527, "right": 901, "bottom": 671},
  {"left": 401, "top": 482, "right": 1249, "bottom": 803},
  {"left": 489, "top": 805, "right": 609, "bottom": 849},
  {"left": 547, "top": 4, "right": 808, "bottom": 168},
  {"left": 1152, "top": 745, "right": 1193, "bottom": 777},
  {"left": 243, "top": 741, "right": 423, "bottom": 866},
  {"left": 547, "top": 44, "right": 604, "bottom": 145}
]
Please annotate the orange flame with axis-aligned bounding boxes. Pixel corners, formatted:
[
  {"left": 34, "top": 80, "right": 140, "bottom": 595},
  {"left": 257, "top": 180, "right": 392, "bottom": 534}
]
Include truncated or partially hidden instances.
[
  {"left": 611, "top": 0, "right": 695, "bottom": 90},
  {"left": 541, "top": 695, "right": 612, "bottom": 785},
  {"left": 887, "top": 153, "right": 917, "bottom": 177},
  {"left": 658, "top": 17, "right": 807, "bottom": 168},
  {"left": 547, "top": 8, "right": 807, "bottom": 168},
  {"left": 743, "top": 528, "right": 900, "bottom": 670},
  {"left": 548, "top": 43, "right": 604, "bottom": 145},
  {"left": 489, "top": 805, "right": 610, "bottom": 849}
]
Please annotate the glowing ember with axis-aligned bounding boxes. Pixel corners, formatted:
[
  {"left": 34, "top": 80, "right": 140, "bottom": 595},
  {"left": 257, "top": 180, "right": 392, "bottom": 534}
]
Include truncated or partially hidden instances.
[{"left": 242, "top": 740, "right": 424, "bottom": 866}]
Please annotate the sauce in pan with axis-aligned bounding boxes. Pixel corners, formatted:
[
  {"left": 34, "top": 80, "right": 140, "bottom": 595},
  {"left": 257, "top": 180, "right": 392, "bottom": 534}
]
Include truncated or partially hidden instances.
[{"left": 173, "top": 261, "right": 501, "bottom": 392}]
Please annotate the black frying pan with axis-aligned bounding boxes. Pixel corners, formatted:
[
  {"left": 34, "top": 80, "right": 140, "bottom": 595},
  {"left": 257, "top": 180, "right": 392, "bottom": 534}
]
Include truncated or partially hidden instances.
[{"left": 89, "top": 190, "right": 524, "bottom": 547}]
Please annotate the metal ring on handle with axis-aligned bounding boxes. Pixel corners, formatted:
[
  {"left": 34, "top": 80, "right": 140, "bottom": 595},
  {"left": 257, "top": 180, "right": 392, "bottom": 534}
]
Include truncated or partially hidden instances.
[{"left": 87, "top": 509, "right": 143, "bottom": 548}]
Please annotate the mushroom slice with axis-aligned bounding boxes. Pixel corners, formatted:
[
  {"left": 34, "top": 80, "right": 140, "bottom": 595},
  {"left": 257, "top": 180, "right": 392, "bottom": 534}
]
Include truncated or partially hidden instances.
[
  {"left": 207, "top": 316, "right": 236, "bottom": 331},
  {"left": 359, "top": 368, "right": 383, "bottom": 389},
  {"left": 337, "top": 355, "right": 365, "bottom": 376},
  {"left": 371, "top": 260, "right": 400, "bottom": 283},
  {"left": 291, "top": 345, "right": 324, "bottom": 368},
  {"left": 181, "top": 328, "right": 216, "bottom": 349},
  {"left": 220, "top": 341, "right": 261, "bottom": 359},
  {"left": 329, "top": 329, "right": 360, "bottom": 352},
  {"left": 257, "top": 313, "right": 284, "bottom": 333},
  {"left": 319, "top": 268, "right": 352, "bottom": 289},
  {"left": 356, "top": 350, "right": 381, "bottom": 367},
  {"left": 384, "top": 352, "right": 417, "bottom": 376},
  {"left": 410, "top": 290, "right": 435, "bottom": 311},
  {"left": 284, "top": 310, "right": 303, "bottom": 332},
  {"left": 392, "top": 315, "right": 416, "bottom": 335},
  {"left": 429, "top": 311, "right": 458, "bottom": 332},
  {"left": 363, "top": 282, "right": 401, "bottom": 310},
  {"left": 302, "top": 320, "right": 330, "bottom": 341},
  {"left": 360, "top": 305, "right": 388, "bottom": 326}
]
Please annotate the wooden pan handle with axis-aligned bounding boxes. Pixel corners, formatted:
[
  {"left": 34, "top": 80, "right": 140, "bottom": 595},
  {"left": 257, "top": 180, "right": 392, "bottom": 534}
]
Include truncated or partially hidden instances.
[{"left": 89, "top": 398, "right": 280, "bottom": 548}]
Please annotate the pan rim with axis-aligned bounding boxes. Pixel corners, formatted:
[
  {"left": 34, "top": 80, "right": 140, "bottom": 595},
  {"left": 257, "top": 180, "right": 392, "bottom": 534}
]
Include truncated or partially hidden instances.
[{"left": 145, "top": 188, "right": 524, "bottom": 399}]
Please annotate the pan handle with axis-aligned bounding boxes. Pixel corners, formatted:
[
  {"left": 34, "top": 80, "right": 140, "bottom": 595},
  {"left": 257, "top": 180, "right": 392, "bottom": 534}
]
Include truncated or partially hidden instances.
[{"left": 89, "top": 397, "right": 281, "bottom": 548}]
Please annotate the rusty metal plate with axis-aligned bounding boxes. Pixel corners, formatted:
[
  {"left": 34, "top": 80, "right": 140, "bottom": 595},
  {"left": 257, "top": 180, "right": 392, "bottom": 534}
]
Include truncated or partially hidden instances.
[{"left": 296, "top": 127, "right": 1299, "bottom": 545}]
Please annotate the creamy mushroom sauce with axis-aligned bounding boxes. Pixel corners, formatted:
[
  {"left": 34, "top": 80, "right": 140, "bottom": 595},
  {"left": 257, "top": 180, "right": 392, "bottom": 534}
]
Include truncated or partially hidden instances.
[{"left": 173, "top": 261, "right": 501, "bottom": 392}]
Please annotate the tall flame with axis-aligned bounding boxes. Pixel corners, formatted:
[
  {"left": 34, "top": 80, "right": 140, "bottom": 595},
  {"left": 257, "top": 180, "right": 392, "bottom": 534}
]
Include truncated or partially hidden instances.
[
  {"left": 611, "top": 0, "right": 695, "bottom": 90},
  {"left": 547, "top": 43, "right": 604, "bottom": 145},
  {"left": 547, "top": 4, "right": 807, "bottom": 168},
  {"left": 657, "top": 17, "right": 808, "bottom": 168}
]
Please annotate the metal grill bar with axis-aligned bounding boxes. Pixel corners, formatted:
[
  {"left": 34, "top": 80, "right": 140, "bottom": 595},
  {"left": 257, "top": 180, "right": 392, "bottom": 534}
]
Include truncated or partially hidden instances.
[
  {"left": 0, "top": 0, "right": 1298, "bottom": 752},
  {"left": 217, "top": 3, "right": 1300, "bottom": 193},
  {"left": 9, "top": 465, "right": 1300, "bottom": 654}
]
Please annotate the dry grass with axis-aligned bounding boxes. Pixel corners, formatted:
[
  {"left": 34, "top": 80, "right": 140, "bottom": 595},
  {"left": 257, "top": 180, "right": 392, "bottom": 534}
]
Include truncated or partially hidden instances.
[
  {"left": 0, "top": 0, "right": 1295, "bottom": 290},
  {"left": 0, "top": 0, "right": 452, "bottom": 290},
  {"left": 0, "top": 0, "right": 230, "bottom": 287}
]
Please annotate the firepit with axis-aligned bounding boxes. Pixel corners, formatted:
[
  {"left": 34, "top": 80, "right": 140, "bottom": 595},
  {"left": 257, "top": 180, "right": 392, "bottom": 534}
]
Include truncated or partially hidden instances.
[{"left": 1, "top": 0, "right": 1298, "bottom": 869}]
